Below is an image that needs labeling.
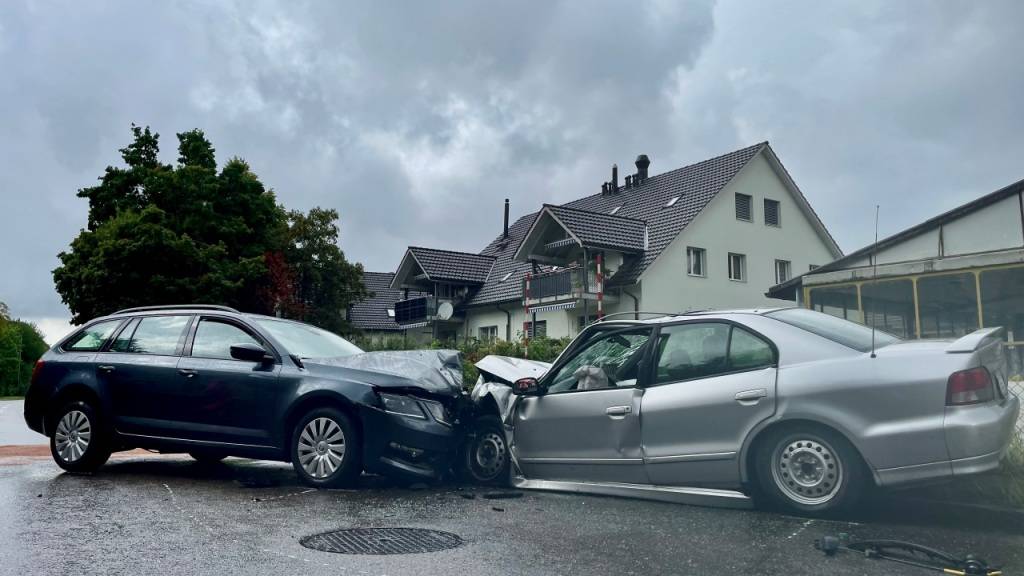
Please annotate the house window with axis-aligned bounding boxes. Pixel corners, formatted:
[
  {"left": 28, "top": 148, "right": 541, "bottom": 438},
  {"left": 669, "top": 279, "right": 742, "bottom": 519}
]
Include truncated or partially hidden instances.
[
  {"left": 980, "top": 266, "right": 1024, "bottom": 341},
  {"left": 918, "top": 273, "right": 979, "bottom": 338},
  {"left": 862, "top": 279, "right": 917, "bottom": 339},
  {"left": 764, "top": 199, "right": 780, "bottom": 226},
  {"left": 735, "top": 193, "right": 752, "bottom": 222},
  {"left": 478, "top": 325, "right": 498, "bottom": 342},
  {"left": 809, "top": 264, "right": 820, "bottom": 271},
  {"left": 525, "top": 320, "right": 547, "bottom": 338},
  {"left": 687, "top": 247, "right": 706, "bottom": 277},
  {"left": 809, "top": 285, "right": 862, "bottom": 322},
  {"left": 774, "top": 259, "right": 791, "bottom": 284},
  {"left": 728, "top": 253, "right": 746, "bottom": 282}
]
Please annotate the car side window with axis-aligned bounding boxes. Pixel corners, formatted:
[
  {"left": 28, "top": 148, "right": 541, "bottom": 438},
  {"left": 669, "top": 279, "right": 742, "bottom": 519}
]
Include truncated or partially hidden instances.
[
  {"left": 63, "top": 319, "right": 122, "bottom": 352},
  {"left": 124, "top": 316, "right": 191, "bottom": 356},
  {"left": 109, "top": 318, "right": 140, "bottom": 352},
  {"left": 655, "top": 323, "right": 775, "bottom": 384},
  {"left": 729, "top": 326, "right": 775, "bottom": 370},
  {"left": 546, "top": 328, "right": 652, "bottom": 393},
  {"left": 654, "top": 323, "right": 730, "bottom": 384},
  {"left": 190, "top": 319, "right": 260, "bottom": 360}
]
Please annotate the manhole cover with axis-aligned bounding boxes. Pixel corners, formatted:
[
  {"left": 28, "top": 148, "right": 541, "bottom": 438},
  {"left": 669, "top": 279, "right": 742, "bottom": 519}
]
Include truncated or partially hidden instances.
[{"left": 300, "top": 528, "right": 463, "bottom": 555}]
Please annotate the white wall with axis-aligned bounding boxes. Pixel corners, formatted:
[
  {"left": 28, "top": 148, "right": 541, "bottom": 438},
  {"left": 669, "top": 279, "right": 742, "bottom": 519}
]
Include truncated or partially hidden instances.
[
  {"left": 464, "top": 297, "right": 635, "bottom": 341},
  {"left": 640, "top": 152, "right": 837, "bottom": 312},
  {"left": 843, "top": 193, "right": 1023, "bottom": 268}
]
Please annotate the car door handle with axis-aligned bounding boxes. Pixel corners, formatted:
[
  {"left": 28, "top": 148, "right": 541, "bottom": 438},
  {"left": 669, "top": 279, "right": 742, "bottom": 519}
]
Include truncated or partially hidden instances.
[
  {"left": 606, "top": 405, "right": 632, "bottom": 416},
  {"left": 177, "top": 369, "right": 198, "bottom": 379},
  {"left": 735, "top": 388, "right": 768, "bottom": 403},
  {"left": 97, "top": 365, "right": 115, "bottom": 373}
]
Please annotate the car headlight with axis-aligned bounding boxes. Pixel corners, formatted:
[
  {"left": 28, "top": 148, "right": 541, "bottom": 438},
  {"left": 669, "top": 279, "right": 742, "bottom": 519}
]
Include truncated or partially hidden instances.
[
  {"left": 379, "top": 393, "right": 425, "bottom": 419},
  {"left": 419, "top": 398, "right": 450, "bottom": 425}
]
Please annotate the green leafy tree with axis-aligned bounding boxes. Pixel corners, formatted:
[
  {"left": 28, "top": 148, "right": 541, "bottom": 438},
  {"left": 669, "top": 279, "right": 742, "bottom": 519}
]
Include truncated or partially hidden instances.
[
  {"left": 54, "top": 125, "right": 365, "bottom": 330},
  {"left": 0, "top": 302, "right": 47, "bottom": 396},
  {"left": 282, "top": 208, "right": 369, "bottom": 334}
]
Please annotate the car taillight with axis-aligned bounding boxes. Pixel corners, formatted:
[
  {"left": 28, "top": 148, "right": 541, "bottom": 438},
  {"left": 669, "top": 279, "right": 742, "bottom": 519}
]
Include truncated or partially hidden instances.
[
  {"left": 30, "top": 360, "right": 44, "bottom": 385},
  {"left": 946, "top": 367, "right": 994, "bottom": 406}
]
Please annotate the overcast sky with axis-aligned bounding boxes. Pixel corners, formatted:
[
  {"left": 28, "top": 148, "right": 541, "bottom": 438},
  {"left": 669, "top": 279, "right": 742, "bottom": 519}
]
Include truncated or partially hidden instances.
[{"left": 2, "top": 1, "right": 1022, "bottom": 342}]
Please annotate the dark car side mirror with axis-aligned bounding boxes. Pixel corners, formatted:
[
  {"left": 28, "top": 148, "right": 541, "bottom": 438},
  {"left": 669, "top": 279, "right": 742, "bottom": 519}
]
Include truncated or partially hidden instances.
[
  {"left": 230, "top": 343, "right": 273, "bottom": 364},
  {"left": 512, "top": 377, "right": 543, "bottom": 396}
]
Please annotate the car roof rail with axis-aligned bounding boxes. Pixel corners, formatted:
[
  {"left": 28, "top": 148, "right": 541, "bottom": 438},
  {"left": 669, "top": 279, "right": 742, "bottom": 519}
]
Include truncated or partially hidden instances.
[
  {"left": 112, "top": 304, "right": 241, "bottom": 315},
  {"left": 594, "top": 311, "right": 684, "bottom": 322}
]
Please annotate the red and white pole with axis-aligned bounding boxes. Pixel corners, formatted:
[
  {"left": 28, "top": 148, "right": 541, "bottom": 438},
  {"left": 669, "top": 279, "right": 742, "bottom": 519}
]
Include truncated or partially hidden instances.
[
  {"left": 523, "top": 272, "right": 531, "bottom": 357},
  {"left": 596, "top": 252, "right": 604, "bottom": 321}
]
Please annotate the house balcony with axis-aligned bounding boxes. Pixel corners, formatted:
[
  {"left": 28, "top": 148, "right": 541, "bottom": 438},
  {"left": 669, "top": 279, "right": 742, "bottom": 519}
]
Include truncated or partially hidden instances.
[
  {"left": 393, "top": 296, "right": 460, "bottom": 327},
  {"left": 523, "top": 266, "right": 618, "bottom": 308}
]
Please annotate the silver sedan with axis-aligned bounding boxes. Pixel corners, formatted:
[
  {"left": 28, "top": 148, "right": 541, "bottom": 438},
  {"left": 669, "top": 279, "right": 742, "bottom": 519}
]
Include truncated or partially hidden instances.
[{"left": 465, "top": 308, "right": 1020, "bottom": 515}]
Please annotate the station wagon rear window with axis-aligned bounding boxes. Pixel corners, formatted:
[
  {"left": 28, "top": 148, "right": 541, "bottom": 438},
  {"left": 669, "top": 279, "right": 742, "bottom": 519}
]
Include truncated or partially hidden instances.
[{"left": 63, "top": 319, "right": 122, "bottom": 351}]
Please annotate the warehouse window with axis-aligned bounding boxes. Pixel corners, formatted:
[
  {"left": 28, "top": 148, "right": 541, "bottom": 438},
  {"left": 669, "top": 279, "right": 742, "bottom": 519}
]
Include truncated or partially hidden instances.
[
  {"left": 764, "top": 199, "right": 780, "bottom": 226},
  {"left": 980, "top": 266, "right": 1024, "bottom": 342},
  {"left": 735, "top": 193, "right": 752, "bottom": 221},
  {"left": 809, "top": 285, "right": 861, "bottom": 322},
  {"left": 917, "top": 273, "right": 979, "bottom": 338},
  {"left": 861, "top": 279, "right": 917, "bottom": 339}
]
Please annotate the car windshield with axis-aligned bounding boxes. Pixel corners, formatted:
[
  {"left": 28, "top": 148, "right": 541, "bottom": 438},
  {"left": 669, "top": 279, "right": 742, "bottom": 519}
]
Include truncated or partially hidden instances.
[
  {"left": 766, "top": 308, "right": 900, "bottom": 353},
  {"left": 254, "top": 318, "right": 363, "bottom": 359}
]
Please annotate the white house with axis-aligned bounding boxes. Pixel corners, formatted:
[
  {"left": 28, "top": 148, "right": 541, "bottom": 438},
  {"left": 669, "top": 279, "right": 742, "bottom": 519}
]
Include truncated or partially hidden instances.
[{"left": 360, "top": 142, "right": 841, "bottom": 342}]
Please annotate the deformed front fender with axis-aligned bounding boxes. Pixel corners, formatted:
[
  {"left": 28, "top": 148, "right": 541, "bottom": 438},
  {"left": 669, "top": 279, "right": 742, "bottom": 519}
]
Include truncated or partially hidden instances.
[{"left": 470, "top": 355, "right": 551, "bottom": 423}]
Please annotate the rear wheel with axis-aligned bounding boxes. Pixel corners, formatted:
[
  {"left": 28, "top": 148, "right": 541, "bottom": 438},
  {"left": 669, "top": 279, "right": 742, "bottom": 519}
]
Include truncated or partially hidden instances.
[
  {"left": 755, "top": 426, "right": 866, "bottom": 515},
  {"left": 50, "top": 400, "right": 111, "bottom": 473},
  {"left": 459, "top": 415, "right": 510, "bottom": 485},
  {"left": 290, "top": 407, "right": 362, "bottom": 488}
]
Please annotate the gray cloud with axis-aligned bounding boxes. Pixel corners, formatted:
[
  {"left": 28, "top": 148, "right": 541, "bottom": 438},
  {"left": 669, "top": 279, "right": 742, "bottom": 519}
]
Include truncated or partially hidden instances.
[{"left": 1, "top": 0, "right": 1022, "bottom": 330}]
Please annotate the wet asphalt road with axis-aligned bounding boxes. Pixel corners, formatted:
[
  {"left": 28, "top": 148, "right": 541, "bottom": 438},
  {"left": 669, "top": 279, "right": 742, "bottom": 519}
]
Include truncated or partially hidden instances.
[
  {"left": 0, "top": 400, "right": 41, "bottom": 446},
  {"left": 1, "top": 453, "right": 1022, "bottom": 576}
]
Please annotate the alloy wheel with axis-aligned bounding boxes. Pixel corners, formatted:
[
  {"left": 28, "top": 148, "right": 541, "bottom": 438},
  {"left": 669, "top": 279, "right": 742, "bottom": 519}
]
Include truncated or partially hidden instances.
[
  {"left": 770, "top": 437, "right": 843, "bottom": 506},
  {"left": 55, "top": 410, "right": 91, "bottom": 463},
  {"left": 297, "top": 417, "right": 346, "bottom": 479}
]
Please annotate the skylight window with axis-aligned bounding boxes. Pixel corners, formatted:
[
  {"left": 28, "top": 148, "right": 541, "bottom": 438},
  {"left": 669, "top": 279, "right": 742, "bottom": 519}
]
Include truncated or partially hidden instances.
[
  {"left": 501, "top": 271, "right": 514, "bottom": 282},
  {"left": 665, "top": 196, "right": 680, "bottom": 208},
  {"left": 610, "top": 205, "right": 622, "bottom": 215}
]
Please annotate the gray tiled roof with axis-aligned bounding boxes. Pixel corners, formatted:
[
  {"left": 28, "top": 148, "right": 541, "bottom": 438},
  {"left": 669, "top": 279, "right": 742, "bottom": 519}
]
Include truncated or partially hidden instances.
[
  {"left": 407, "top": 247, "right": 496, "bottom": 284},
  {"left": 564, "top": 142, "right": 766, "bottom": 285},
  {"left": 467, "top": 213, "right": 542, "bottom": 306},
  {"left": 541, "top": 204, "right": 647, "bottom": 252},
  {"left": 349, "top": 272, "right": 425, "bottom": 331},
  {"left": 410, "top": 142, "right": 777, "bottom": 306}
]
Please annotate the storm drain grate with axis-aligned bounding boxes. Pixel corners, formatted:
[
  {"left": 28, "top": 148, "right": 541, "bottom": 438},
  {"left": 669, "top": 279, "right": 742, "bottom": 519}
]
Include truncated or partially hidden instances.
[{"left": 300, "top": 527, "right": 463, "bottom": 555}]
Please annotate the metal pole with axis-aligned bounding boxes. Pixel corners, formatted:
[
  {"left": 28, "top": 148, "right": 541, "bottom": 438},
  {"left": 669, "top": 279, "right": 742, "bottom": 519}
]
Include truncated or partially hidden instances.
[
  {"left": 596, "top": 252, "right": 604, "bottom": 321},
  {"left": 523, "top": 272, "right": 531, "bottom": 358}
]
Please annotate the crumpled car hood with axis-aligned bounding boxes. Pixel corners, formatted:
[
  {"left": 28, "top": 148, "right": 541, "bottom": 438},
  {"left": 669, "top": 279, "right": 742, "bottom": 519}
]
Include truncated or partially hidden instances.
[
  {"left": 305, "top": 350, "right": 463, "bottom": 397},
  {"left": 474, "top": 355, "right": 551, "bottom": 385},
  {"left": 471, "top": 355, "right": 552, "bottom": 421}
]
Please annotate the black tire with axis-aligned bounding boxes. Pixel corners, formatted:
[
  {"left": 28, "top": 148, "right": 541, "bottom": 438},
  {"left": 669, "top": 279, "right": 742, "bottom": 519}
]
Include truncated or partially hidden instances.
[
  {"left": 458, "top": 415, "right": 510, "bottom": 486},
  {"left": 189, "top": 451, "right": 228, "bottom": 464},
  {"left": 754, "top": 425, "right": 866, "bottom": 516},
  {"left": 49, "top": 400, "right": 111, "bottom": 474},
  {"left": 290, "top": 407, "right": 361, "bottom": 488}
]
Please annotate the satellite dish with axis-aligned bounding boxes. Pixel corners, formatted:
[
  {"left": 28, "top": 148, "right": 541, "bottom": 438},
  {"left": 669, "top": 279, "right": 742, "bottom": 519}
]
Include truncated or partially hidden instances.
[{"left": 436, "top": 301, "right": 454, "bottom": 320}]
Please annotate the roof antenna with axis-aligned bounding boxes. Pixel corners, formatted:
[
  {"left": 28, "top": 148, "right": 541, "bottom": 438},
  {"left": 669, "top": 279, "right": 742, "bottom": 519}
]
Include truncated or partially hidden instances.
[{"left": 870, "top": 204, "right": 880, "bottom": 359}]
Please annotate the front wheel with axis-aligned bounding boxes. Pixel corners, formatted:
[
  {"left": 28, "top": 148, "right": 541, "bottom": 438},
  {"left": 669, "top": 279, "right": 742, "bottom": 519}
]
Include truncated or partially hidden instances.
[
  {"left": 755, "top": 426, "right": 866, "bottom": 515},
  {"left": 458, "top": 415, "right": 510, "bottom": 486},
  {"left": 50, "top": 400, "right": 111, "bottom": 473},
  {"left": 290, "top": 408, "right": 362, "bottom": 488}
]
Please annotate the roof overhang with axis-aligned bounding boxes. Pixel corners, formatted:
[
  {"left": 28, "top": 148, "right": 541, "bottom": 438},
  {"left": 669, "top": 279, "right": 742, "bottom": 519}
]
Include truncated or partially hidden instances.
[
  {"left": 390, "top": 248, "right": 430, "bottom": 290},
  {"left": 513, "top": 205, "right": 645, "bottom": 263}
]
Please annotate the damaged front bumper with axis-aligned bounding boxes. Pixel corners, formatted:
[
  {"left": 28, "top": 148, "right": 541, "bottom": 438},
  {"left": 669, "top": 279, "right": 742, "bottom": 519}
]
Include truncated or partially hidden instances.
[{"left": 359, "top": 400, "right": 465, "bottom": 482}]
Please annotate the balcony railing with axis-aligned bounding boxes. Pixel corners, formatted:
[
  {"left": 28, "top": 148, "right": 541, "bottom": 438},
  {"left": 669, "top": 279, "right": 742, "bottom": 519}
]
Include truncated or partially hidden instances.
[
  {"left": 394, "top": 296, "right": 436, "bottom": 325},
  {"left": 524, "top": 267, "right": 600, "bottom": 304}
]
